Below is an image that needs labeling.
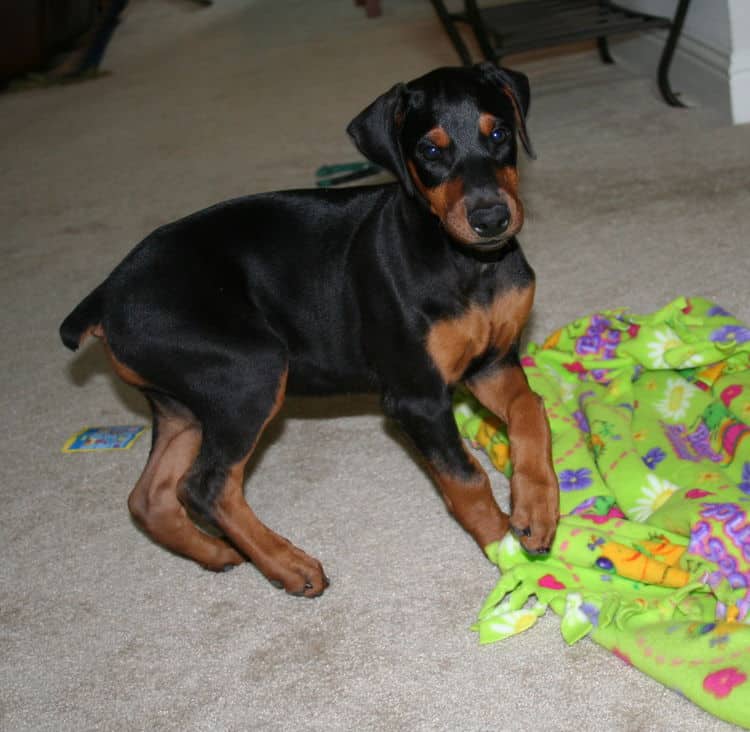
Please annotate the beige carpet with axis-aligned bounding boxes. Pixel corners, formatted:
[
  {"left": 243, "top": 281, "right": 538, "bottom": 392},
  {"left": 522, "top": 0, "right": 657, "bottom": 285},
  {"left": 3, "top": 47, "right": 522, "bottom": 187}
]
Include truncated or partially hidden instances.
[{"left": 2, "top": 1, "right": 749, "bottom": 729}]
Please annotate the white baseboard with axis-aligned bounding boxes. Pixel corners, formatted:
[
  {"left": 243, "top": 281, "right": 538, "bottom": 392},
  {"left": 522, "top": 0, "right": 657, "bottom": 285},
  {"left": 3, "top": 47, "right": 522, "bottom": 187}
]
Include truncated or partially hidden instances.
[{"left": 729, "top": 48, "right": 750, "bottom": 124}]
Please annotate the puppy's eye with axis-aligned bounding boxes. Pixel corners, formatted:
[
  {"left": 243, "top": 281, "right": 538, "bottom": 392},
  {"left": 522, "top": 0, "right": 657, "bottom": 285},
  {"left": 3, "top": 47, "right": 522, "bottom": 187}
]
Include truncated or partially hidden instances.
[
  {"left": 490, "top": 126, "right": 509, "bottom": 143},
  {"left": 420, "top": 142, "right": 443, "bottom": 161}
]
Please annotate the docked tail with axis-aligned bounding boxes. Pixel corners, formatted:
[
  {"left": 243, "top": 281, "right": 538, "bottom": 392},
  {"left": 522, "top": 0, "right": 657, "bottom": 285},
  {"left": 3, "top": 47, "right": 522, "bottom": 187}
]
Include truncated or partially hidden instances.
[{"left": 59, "top": 285, "right": 106, "bottom": 351}]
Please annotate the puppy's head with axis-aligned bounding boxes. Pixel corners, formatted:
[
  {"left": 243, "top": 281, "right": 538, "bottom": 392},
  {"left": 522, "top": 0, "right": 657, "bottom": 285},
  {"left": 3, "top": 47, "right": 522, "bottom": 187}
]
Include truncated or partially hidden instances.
[{"left": 347, "top": 63, "right": 534, "bottom": 252}]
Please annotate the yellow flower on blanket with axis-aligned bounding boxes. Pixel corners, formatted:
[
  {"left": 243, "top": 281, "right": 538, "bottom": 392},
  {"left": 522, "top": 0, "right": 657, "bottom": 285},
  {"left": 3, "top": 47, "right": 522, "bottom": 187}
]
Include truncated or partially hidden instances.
[
  {"left": 697, "top": 361, "right": 727, "bottom": 386},
  {"left": 481, "top": 602, "right": 545, "bottom": 640},
  {"left": 629, "top": 474, "right": 679, "bottom": 522},
  {"left": 698, "top": 471, "right": 721, "bottom": 483},
  {"left": 656, "top": 377, "right": 695, "bottom": 420},
  {"left": 476, "top": 415, "right": 501, "bottom": 445},
  {"left": 598, "top": 538, "right": 690, "bottom": 588},
  {"left": 542, "top": 328, "right": 562, "bottom": 350},
  {"left": 490, "top": 442, "right": 510, "bottom": 471}
]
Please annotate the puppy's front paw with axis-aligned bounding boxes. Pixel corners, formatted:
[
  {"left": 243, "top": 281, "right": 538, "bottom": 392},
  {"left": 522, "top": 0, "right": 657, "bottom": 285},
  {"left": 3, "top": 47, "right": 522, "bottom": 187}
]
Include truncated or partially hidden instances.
[{"left": 509, "top": 470, "right": 559, "bottom": 555}]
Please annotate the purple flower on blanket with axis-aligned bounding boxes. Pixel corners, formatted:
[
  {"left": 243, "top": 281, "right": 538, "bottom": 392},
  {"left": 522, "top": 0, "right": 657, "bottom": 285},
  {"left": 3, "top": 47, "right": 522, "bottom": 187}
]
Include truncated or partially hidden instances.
[
  {"left": 642, "top": 447, "right": 666, "bottom": 470},
  {"left": 573, "top": 410, "right": 590, "bottom": 433},
  {"left": 708, "top": 305, "right": 732, "bottom": 317},
  {"left": 580, "top": 602, "right": 600, "bottom": 627},
  {"left": 710, "top": 325, "right": 750, "bottom": 344},
  {"left": 559, "top": 468, "right": 593, "bottom": 492},
  {"left": 740, "top": 462, "right": 750, "bottom": 496}
]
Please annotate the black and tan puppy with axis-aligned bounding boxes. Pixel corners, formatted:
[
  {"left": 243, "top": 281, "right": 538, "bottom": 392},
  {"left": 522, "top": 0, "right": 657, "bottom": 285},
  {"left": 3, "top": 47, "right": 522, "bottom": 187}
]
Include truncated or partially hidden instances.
[{"left": 60, "top": 63, "right": 559, "bottom": 597}]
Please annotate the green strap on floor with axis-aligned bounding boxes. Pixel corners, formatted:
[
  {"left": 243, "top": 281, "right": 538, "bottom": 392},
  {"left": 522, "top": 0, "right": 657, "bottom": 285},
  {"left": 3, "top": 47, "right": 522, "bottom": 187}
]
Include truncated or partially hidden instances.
[{"left": 455, "top": 297, "right": 750, "bottom": 728}]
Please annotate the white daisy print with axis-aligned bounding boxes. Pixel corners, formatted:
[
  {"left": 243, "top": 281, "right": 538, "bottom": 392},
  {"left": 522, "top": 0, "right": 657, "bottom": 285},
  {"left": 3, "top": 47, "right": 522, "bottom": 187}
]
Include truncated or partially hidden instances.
[
  {"left": 646, "top": 327, "right": 703, "bottom": 369},
  {"left": 655, "top": 377, "right": 695, "bottom": 420},
  {"left": 646, "top": 327, "right": 681, "bottom": 368},
  {"left": 629, "top": 474, "right": 679, "bottom": 522},
  {"left": 498, "top": 532, "right": 522, "bottom": 559},
  {"left": 553, "top": 377, "right": 577, "bottom": 405},
  {"left": 454, "top": 400, "right": 476, "bottom": 421},
  {"left": 542, "top": 363, "right": 576, "bottom": 396}
]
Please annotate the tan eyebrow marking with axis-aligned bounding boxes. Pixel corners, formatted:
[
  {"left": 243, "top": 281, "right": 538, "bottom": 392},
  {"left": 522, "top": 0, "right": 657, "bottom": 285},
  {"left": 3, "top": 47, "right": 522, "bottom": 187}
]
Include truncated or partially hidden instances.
[
  {"left": 425, "top": 126, "right": 451, "bottom": 148},
  {"left": 479, "top": 113, "right": 496, "bottom": 136}
]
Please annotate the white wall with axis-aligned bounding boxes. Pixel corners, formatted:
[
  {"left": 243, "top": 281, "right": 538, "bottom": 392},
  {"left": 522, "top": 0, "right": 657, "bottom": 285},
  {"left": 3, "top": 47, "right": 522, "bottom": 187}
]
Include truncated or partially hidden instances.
[
  {"left": 728, "top": 0, "right": 750, "bottom": 123},
  {"left": 620, "top": 0, "right": 731, "bottom": 49},
  {"left": 612, "top": 0, "right": 749, "bottom": 124}
]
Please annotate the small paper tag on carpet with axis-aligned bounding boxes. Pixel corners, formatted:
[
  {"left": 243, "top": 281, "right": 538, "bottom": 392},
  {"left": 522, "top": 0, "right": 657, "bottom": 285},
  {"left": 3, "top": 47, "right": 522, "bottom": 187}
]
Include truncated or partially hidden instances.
[{"left": 62, "top": 426, "right": 147, "bottom": 453}]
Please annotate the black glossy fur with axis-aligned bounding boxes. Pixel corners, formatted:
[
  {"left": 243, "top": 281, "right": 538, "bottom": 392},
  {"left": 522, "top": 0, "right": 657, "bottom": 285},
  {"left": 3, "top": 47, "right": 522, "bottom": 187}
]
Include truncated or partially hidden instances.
[{"left": 60, "top": 63, "right": 558, "bottom": 596}]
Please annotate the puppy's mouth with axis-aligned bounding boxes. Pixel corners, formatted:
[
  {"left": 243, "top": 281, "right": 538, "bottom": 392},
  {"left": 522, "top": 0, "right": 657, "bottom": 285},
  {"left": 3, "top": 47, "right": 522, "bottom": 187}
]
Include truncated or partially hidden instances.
[
  {"left": 460, "top": 233, "right": 514, "bottom": 252},
  {"left": 439, "top": 219, "right": 520, "bottom": 255}
]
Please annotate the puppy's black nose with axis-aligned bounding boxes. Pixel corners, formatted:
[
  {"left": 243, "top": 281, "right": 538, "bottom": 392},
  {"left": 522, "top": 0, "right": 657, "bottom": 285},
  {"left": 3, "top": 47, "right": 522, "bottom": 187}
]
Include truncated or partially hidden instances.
[{"left": 468, "top": 204, "right": 510, "bottom": 238}]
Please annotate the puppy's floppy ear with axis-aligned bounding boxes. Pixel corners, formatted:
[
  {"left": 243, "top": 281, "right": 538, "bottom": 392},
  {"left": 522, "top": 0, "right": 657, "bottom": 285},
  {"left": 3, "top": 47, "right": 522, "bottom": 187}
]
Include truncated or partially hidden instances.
[
  {"left": 347, "top": 82, "right": 415, "bottom": 196},
  {"left": 476, "top": 62, "right": 536, "bottom": 159}
]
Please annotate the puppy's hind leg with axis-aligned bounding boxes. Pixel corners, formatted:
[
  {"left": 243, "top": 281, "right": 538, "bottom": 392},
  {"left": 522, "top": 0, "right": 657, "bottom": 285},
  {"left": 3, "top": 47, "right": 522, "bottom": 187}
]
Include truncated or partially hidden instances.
[
  {"left": 180, "top": 351, "right": 329, "bottom": 598},
  {"left": 127, "top": 393, "right": 244, "bottom": 571}
]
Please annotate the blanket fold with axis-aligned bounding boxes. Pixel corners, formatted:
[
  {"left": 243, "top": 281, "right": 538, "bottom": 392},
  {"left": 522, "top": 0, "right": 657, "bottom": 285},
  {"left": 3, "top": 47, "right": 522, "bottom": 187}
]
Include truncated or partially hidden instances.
[{"left": 455, "top": 297, "right": 750, "bottom": 728}]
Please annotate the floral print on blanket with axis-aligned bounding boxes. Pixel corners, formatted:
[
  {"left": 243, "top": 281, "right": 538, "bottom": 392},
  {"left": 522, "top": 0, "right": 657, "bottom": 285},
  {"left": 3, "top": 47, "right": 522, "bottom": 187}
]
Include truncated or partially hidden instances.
[{"left": 455, "top": 297, "right": 750, "bottom": 728}]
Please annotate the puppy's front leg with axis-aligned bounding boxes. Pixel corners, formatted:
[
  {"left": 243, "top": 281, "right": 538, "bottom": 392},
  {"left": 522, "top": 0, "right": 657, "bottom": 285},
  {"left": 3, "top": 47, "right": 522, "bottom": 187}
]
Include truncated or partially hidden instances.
[
  {"left": 467, "top": 360, "right": 559, "bottom": 554},
  {"left": 387, "top": 393, "right": 510, "bottom": 550}
]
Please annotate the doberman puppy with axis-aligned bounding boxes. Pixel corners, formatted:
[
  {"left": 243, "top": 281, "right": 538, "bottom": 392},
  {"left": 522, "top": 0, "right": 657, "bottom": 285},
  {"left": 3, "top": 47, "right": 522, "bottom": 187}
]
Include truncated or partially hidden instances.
[{"left": 60, "top": 63, "right": 559, "bottom": 597}]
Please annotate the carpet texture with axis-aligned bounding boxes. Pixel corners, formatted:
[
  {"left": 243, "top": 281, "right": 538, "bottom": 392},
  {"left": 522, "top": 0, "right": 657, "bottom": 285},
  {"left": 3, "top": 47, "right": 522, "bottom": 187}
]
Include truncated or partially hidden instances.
[{"left": 1, "top": 1, "right": 749, "bottom": 729}]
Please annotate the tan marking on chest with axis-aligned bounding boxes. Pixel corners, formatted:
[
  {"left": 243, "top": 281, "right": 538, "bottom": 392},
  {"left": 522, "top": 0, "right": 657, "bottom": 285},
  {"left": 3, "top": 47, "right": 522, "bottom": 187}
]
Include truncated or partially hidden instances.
[{"left": 426, "top": 284, "right": 535, "bottom": 384}]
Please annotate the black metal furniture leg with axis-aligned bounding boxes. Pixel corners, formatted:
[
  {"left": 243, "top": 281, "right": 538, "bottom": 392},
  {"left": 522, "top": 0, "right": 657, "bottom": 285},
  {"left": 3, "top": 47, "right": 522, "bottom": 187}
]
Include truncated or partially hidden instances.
[
  {"left": 429, "top": 0, "right": 474, "bottom": 66},
  {"left": 657, "top": 0, "right": 692, "bottom": 107},
  {"left": 465, "top": 0, "right": 500, "bottom": 65},
  {"left": 596, "top": 0, "right": 614, "bottom": 63},
  {"left": 597, "top": 37, "right": 614, "bottom": 64}
]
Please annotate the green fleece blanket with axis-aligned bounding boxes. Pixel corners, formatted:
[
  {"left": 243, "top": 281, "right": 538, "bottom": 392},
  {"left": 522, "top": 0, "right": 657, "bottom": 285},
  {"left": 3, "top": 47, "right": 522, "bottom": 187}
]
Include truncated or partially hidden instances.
[{"left": 455, "top": 297, "right": 750, "bottom": 728}]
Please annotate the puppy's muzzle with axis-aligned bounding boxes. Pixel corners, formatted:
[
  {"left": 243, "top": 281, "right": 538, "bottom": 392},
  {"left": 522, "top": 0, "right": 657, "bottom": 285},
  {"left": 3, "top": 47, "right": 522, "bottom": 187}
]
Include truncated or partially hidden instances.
[{"left": 468, "top": 202, "right": 511, "bottom": 239}]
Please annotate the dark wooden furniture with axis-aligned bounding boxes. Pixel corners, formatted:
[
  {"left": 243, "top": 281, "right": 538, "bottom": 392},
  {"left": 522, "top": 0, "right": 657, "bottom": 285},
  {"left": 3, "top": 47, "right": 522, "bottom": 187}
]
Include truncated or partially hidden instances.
[
  {"left": 429, "top": 0, "right": 692, "bottom": 106},
  {"left": 0, "top": 0, "right": 96, "bottom": 81}
]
